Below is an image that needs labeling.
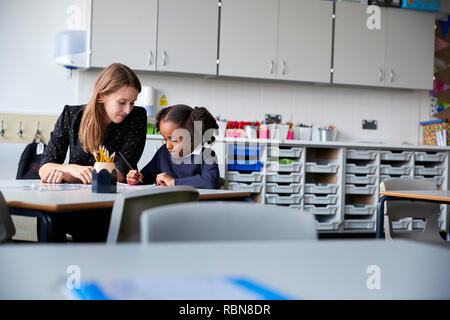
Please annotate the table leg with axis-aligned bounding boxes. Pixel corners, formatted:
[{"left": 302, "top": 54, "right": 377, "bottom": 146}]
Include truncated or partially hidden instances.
[{"left": 376, "top": 196, "right": 387, "bottom": 239}]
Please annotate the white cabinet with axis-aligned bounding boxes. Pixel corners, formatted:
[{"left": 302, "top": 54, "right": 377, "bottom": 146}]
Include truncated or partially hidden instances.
[
  {"left": 333, "top": 3, "right": 435, "bottom": 90},
  {"left": 90, "top": 0, "right": 158, "bottom": 71},
  {"left": 277, "top": 0, "right": 333, "bottom": 83},
  {"left": 156, "top": 0, "right": 219, "bottom": 75},
  {"left": 219, "top": 0, "right": 332, "bottom": 82},
  {"left": 384, "top": 9, "right": 435, "bottom": 90},
  {"left": 333, "top": 3, "right": 387, "bottom": 87},
  {"left": 219, "top": 0, "right": 279, "bottom": 79}
]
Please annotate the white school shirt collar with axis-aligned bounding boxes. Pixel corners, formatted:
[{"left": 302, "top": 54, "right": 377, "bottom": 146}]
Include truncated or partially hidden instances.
[{"left": 180, "top": 143, "right": 204, "bottom": 158}]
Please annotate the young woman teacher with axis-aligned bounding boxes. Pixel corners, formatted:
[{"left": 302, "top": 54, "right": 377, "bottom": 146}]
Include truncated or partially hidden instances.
[{"left": 39, "top": 63, "right": 147, "bottom": 183}]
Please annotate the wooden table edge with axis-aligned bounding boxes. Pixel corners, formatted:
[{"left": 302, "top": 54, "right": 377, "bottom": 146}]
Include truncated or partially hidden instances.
[
  {"left": 379, "top": 191, "right": 450, "bottom": 203},
  {"left": 6, "top": 201, "right": 115, "bottom": 212},
  {"left": 198, "top": 191, "right": 251, "bottom": 200}
]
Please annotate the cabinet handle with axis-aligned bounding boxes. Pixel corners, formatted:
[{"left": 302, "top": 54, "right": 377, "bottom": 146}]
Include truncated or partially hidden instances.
[
  {"left": 282, "top": 61, "right": 286, "bottom": 76},
  {"left": 378, "top": 68, "right": 384, "bottom": 82},
  {"left": 162, "top": 51, "right": 167, "bottom": 66},
  {"left": 148, "top": 50, "right": 153, "bottom": 66},
  {"left": 269, "top": 60, "right": 274, "bottom": 74},
  {"left": 390, "top": 69, "right": 394, "bottom": 83}
]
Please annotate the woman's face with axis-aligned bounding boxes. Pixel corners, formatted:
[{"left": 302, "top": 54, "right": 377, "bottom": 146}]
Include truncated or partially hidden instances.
[
  {"left": 159, "top": 120, "right": 190, "bottom": 158},
  {"left": 101, "top": 85, "right": 139, "bottom": 124}
]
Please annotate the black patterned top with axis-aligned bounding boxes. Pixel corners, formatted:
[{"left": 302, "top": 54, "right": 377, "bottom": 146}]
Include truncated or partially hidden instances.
[{"left": 40, "top": 105, "right": 147, "bottom": 178}]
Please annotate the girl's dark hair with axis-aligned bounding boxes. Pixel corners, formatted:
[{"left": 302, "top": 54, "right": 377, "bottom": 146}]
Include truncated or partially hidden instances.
[{"left": 156, "top": 104, "right": 219, "bottom": 149}]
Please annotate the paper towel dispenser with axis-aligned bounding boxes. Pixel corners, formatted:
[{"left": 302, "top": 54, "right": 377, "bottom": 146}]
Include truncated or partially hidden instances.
[{"left": 54, "top": 30, "right": 88, "bottom": 69}]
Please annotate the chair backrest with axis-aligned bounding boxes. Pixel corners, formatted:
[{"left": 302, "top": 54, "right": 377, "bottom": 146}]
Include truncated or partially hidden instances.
[
  {"left": 380, "top": 178, "right": 443, "bottom": 242},
  {"left": 140, "top": 202, "right": 317, "bottom": 243},
  {"left": 107, "top": 186, "right": 199, "bottom": 244},
  {"left": 0, "top": 191, "right": 16, "bottom": 243}
]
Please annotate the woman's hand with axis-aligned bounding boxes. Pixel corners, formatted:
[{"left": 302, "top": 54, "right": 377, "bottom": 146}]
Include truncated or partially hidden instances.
[
  {"left": 126, "top": 170, "right": 144, "bottom": 185},
  {"left": 65, "top": 164, "right": 94, "bottom": 184},
  {"left": 41, "top": 168, "right": 70, "bottom": 184},
  {"left": 156, "top": 172, "right": 175, "bottom": 187}
]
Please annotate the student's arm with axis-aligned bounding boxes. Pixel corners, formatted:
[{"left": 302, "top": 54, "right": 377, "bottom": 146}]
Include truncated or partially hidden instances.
[
  {"left": 173, "top": 151, "right": 220, "bottom": 189},
  {"left": 39, "top": 106, "right": 93, "bottom": 184},
  {"left": 114, "top": 108, "right": 147, "bottom": 182}
]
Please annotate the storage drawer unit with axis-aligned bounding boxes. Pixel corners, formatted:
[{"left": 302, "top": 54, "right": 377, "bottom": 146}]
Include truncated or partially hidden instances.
[
  {"left": 266, "top": 172, "right": 302, "bottom": 183},
  {"left": 343, "top": 220, "right": 376, "bottom": 230},
  {"left": 380, "top": 174, "right": 410, "bottom": 183},
  {"left": 345, "top": 184, "right": 377, "bottom": 195},
  {"left": 414, "top": 175, "right": 444, "bottom": 186},
  {"left": 346, "top": 149, "right": 377, "bottom": 160},
  {"left": 344, "top": 204, "right": 376, "bottom": 216},
  {"left": 266, "top": 183, "right": 301, "bottom": 194},
  {"left": 380, "top": 165, "right": 412, "bottom": 175},
  {"left": 304, "top": 183, "right": 338, "bottom": 194},
  {"left": 380, "top": 151, "right": 413, "bottom": 161},
  {"left": 346, "top": 163, "right": 377, "bottom": 174},
  {"left": 304, "top": 194, "right": 338, "bottom": 205},
  {"left": 265, "top": 194, "right": 302, "bottom": 205},
  {"left": 414, "top": 152, "right": 447, "bottom": 162},
  {"left": 228, "top": 144, "right": 265, "bottom": 157},
  {"left": 227, "top": 182, "right": 262, "bottom": 193},
  {"left": 227, "top": 171, "right": 263, "bottom": 183},
  {"left": 414, "top": 165, "right": 444, "bottom": 176},
  {"left": 345, "top": 174, "right": 377, "bottom": 185},
  {"left": 304, "top": 205, "right": 338, "bottom": 216},
  {"left": 305, "top": 162, "right": 339, "bottom": 173},
  {"left": 268, "top": 147, "right": 302, "bottom": 158}
]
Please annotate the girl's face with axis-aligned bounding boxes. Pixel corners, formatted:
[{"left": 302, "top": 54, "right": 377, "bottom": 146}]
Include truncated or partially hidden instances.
[
  {"left": 159, "top": 120, "right": 189, "bottom": 158},
  {"left": 101, "top": 86, "right": 139, "bottom": 124}
]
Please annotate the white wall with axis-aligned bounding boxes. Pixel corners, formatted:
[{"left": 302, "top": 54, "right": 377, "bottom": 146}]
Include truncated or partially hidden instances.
[{"left": 79, "top": 71, "right": 431, "bottom": 145}]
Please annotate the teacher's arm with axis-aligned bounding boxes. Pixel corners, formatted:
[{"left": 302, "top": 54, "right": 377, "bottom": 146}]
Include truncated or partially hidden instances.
[
  {"left": 39, "top": 106, "right": 93, "bottom": 184},
  {"left": 114, "top": 107, "right": 147, "bottom": 183}
]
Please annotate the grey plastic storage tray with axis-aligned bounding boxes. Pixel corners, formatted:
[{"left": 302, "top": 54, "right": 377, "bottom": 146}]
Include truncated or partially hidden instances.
[
  {"left": 414, "top": 165, "right": 444, "bottom": 176},
  {"left": 414, "top": 175, "right": 444, "bottom": 186},
  {"left": 305, "top": 162, "right": 339, "bottom": 173},
  {"left": 345, "top": 174, "right": 377, "bottom": 185},
  {"left": 343, "top": 220, "right": 376, "bottom": 230},
  {"left": 304, "top": 194, "right": 338, "bottom": 205},
  {"left": 304, "top": 205, "right": 338, "bottom": 215},
  {"left": 266, "top": 183, "right": 301, "bottom": 194},
  {"left": 346, "top": 149, "right": 377, "bottom": 160},
  {"left": 315, "top": 221, "right": 341, "bottom": 231},
  {"left": 380, "top": 174, "right": 410, "bottom": 183},
  {"left": 344, "top": 204, "right": 376, "bottom": 216},
  {"left": 380, "top": 165, "right": 412, "bottom": 175},
  {"left": 268, "top": 147, "right": 302, "bottom": 158},
  {"left": 265, "top": 193, "right": 302, "bottom": 205},
  {"left": 346, "top": 163, "right": 377, "bottom": 174},
  {"left": 227, "top": 171, "right": 262, "bottom": 183},
  {"left": 380, "top": 151, "right": 412, "bottom": 161},
  {"left": 413, "top": 219, "right": 426, "bottom": 230},
  {"left": 345, "top": 184, "right": 377, "bottom": 195},
  {"left": 304, "top": 183, "right": 338, "bottom": 194},
  {"left": 414, "top": 151, "right": 446, "bottom": 162},
  {"left": 392, "top": 218, "right": 412, "bottom": 230},
  {"left": 268, "top": 161, "right": 302, "bottom": 172},
  {"left": 266, "top": 172, "right": 302, "bottom": 183},
  {"left": 227, "top": 182, "right": 262, "bottom": 193}
]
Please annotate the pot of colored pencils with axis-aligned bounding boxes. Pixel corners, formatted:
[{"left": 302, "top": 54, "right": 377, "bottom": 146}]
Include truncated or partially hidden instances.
[{"left": 92, "top": 146, "right": 117, "bottom": 193}]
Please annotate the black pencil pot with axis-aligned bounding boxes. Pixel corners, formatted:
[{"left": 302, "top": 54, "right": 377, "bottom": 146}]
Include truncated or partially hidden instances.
[{"left": 92, "top": 162, "right": 117, "bottom": 193}]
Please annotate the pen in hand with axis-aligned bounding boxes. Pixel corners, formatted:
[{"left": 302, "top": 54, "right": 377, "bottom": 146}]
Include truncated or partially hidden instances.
[{"left": 118, "top": 151, "right": 143, "bottom": 184}]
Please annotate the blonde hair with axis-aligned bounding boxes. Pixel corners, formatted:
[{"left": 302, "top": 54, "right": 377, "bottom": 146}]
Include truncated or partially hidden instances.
[{"left": 79, "top": 63, "right": 141, "bottom": 154}]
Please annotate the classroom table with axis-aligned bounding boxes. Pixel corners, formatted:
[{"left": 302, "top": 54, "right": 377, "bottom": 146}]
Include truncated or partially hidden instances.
[
  {"left": 0, "top": 180, "right": 251, "bottom": 242},
  {"left": 377, "top": 190, "right": 450, "bottom": 240},
  {"left": 0, "top": 240, "right": 449, "bottom": 300}
]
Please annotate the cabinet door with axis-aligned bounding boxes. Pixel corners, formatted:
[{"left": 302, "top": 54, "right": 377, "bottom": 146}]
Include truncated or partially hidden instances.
[
  {"left": 333, "top": 3, "right": 387, "bottom": 87},
  {"left": 90, "top": 0, "right": 158, "bottom": 71},
  {"left": 384, "top": 9, "right": 435, "bottom": 90},
  {"left": 157, "top": 0, "right": 219, "bottom": 75},
  {"left": 219, "top": 0, "right": 278, "bottom": 79},
  {"left": 277, "top": 0, "right": 333, "bottom": 83}
]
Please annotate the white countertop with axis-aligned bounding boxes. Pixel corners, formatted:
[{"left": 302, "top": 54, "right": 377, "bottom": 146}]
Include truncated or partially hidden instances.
[
  {"left": 146, "top": 134, "right": 450, "bottom": 151},
  {"left": 0, "top": 239, "right": 448, "bottom": 299}
]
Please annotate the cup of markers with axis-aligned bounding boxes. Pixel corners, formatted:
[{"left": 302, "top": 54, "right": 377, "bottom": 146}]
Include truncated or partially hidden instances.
[{"left": 92, "top": 146, "right": 117, "bottom": 193}]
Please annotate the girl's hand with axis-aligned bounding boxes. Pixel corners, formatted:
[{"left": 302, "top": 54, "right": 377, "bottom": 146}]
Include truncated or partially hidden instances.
[
  {"left": 156, "top": 172, "right": 175, "bottom": 187},
  {"left": 126, "top": 170, "right": 144, "bottom": 185}
]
